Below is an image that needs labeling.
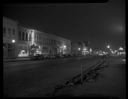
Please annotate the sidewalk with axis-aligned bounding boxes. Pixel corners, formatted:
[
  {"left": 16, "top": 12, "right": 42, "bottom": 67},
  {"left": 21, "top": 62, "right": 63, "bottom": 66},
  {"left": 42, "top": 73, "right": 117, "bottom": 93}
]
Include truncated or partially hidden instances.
[
  {"left": 3, "top": 57, "right": 31, "bottom": 62},
  {"left": 3, "top": 55, "right": 93, "bottom": 63}
]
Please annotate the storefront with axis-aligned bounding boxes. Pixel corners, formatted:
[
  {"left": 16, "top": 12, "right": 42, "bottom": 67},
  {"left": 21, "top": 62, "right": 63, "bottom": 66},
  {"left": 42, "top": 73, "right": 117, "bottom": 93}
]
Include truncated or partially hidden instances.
[
  {"left": 18, "top": 44, "right": 29, "bottom": 57},
  {"left": 3, "top": 43, "right": 16, "bottom": 58},
  {"left": 29, "top": 44, "right": 42, "bottom": 56}
]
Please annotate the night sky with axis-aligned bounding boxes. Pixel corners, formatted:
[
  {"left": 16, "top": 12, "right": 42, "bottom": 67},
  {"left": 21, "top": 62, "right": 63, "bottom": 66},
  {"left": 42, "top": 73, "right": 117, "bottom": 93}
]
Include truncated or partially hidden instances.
[{"left": 3, "top": 0, "right": 125, "bottom": 50}]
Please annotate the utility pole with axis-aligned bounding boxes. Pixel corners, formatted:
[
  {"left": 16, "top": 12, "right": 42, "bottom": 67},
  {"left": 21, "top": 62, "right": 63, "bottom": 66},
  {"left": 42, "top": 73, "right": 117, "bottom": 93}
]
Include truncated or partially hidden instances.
[{"left": 81, "top": 65, "right": 83, "bottom": 84}]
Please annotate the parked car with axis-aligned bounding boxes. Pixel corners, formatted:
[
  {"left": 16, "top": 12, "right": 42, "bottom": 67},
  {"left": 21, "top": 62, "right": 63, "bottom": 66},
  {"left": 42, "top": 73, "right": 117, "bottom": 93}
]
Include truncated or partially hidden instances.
[{"left": 30, "top": 54, "right": 44, "bottom": 60}]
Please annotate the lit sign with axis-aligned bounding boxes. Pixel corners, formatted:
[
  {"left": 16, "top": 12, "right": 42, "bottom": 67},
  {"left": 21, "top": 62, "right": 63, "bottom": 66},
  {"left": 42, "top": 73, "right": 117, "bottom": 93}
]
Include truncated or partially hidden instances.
[{"left": 18, "top": 50, "right": 29, "bottom": 57}]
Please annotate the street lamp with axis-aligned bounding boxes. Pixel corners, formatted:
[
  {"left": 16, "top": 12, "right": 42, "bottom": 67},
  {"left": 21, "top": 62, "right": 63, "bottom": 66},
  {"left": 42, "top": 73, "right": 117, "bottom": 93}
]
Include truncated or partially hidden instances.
[
  {"left": 12, "top": 39, "right": 16, "bottom": 43},
  {"left": 63, "top": 45, "right": 66, "bottom": 49}
]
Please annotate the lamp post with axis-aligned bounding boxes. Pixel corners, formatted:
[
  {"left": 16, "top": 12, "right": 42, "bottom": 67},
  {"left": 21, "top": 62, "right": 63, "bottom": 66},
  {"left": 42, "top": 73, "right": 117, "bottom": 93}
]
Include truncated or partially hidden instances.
[{"left": 106, "top": 45, "right": 111, "bottom": 55}]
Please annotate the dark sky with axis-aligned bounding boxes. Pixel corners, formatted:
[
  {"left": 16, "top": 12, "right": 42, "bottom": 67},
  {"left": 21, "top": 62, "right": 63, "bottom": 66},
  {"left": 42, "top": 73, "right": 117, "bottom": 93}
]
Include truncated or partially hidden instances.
[{"left": 3, "top": 0, "right": 125, "bottom": 50}]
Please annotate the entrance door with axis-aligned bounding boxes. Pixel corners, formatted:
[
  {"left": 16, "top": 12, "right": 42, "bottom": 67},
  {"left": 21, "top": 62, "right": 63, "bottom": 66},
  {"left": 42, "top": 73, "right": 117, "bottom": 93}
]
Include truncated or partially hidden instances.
[{"left": 7, "top": 43, "right": 15, "bottom": 58}]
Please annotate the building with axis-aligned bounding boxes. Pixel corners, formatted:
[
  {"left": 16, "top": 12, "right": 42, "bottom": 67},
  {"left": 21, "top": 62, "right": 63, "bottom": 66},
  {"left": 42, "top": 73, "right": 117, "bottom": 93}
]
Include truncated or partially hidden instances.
[
  {"left": 71, "top": 41, "right": 90, "bottom": 56},
  {"left": 3, "top": 17, "right": 18, "bottom": 59},
  {"left": 17, "top": 26, "right": 44, "bottom": 57},
  {"left": 3, "top": 16, "right": 71, "bottom": 58},
  {"left": 56, "top": 36, "right": 71, "bottom": 55}
]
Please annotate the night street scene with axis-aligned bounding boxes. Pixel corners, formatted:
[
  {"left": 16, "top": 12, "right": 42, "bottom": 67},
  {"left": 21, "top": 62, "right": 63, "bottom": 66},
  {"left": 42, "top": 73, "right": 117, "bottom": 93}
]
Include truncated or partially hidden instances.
[{"left": 3, "top": 0, "right": 126, "bottom": 98}]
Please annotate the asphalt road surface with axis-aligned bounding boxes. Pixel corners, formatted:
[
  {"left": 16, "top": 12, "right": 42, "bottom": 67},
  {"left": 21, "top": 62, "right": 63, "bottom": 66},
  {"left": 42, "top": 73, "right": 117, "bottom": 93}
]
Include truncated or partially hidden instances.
[{"left": 3, "top": 56, "right": 126, "bottom": 98}]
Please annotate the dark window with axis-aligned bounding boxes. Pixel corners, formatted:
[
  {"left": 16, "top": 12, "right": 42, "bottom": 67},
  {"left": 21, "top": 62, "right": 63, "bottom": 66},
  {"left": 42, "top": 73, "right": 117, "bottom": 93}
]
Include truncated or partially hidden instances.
[
  {"left": 52, "top": 40, "right": 54, "bottom": 44},
  {"left": 3, "top": 43, "right": 6, "bottom": 48},
  {"left": 36, "top": 34, "right": 38, "bottom": 41},
  {"left": 37, "top": 35, "right": 39, "bottom": 41},
  {"left": 34, "top": 34, "right": 36, "bottom": 41},
  {"left": 22, "top": 32, "right": 24, "bottom": 40},
  {"left": 8, "top": 28, "right": 11, "bottom": 36},
  {"left": 26, "top": 33, "right": 28, "bottom": 41},
  {"left": 18, "top": 31, "right": 21, "bottom": 40},
  {"left": 8, "top": 43, "right": 13, "bottom": 49},
  {"left": 50, "top": 40, "right": 52, "bottom": 44},
  {"left": 3, "top": 27, "right": 6, "bottom": 36},
  {"left": 37, "top": 35, "right": 38, "bottom": 41},
  {"left": 13, "top": 29, "right": 15, "bottom": 35},
  {"left": 54, "top": 40, "right": 55, "bottom": 44}
]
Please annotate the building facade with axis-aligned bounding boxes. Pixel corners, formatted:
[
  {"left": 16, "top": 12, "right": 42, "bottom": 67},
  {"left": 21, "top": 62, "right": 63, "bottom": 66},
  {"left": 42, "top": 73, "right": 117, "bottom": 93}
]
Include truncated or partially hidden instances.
[
  {"left": 3, "top": 16, "right": 71, "bottom": 59},
  {"left": 3, "top": 17, "right": 18, "bottom": 59}
]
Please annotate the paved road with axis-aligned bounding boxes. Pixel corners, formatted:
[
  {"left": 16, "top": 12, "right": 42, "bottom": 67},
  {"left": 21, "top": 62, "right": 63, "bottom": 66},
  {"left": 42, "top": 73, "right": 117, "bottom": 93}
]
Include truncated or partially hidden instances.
[
  {"left": 54, "top": 57, "right": 126, "bottom": 99},
  {"left": 4, "top": 56, "right": 101, "bottom": 97}
]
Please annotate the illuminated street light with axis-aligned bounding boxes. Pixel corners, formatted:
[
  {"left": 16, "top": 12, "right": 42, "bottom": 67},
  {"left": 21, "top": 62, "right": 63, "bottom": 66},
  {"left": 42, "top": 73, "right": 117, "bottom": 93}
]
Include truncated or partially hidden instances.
[
  {"left": 63, "top": 45, "right": 66, "bottom": 49},
  {"left": 12, "top": 39, "right": 16, "bottom": 43}
]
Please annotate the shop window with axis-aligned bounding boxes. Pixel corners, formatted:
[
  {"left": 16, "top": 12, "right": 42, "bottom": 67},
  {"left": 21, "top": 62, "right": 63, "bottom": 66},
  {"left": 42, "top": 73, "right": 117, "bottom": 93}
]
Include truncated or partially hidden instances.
[
  {"left": 29, "top": 34, "right": 31, "bottom": 41},
  {"left": 18, "top": 50, "right": 29, "bottom": 57}
]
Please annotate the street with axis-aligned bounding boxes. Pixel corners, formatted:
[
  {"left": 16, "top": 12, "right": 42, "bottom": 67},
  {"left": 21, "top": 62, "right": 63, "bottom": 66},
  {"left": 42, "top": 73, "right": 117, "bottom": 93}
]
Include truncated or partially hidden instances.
[
  {"left": 3, "top": 56, "right": 126, "bottom": 98},
  {"left": 4, "top": 2, "right": 125, "bottom": 99}
]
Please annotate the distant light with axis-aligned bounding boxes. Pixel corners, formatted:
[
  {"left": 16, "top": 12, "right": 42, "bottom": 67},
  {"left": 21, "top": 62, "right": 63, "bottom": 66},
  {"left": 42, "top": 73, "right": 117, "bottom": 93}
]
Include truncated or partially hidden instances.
[
  {"left": 119, "top": 47, "right": 123, "bottom": 51},
  {"left": 122, "top": 59, "right": 126, "bottom": 62},
  {"left": 90, "top": 48, "right": 92, "bottom": 52},
  {"left": 63, "top": 45, "right": 66, "bottom": 49},
  {"left": 83, "top": 47, "right": 87, "bottom": 51},
  {"left": 106, "top": 45, "right": 110, "bottom": 49},
  {"left": 78, "top": 48, "right": 81, "bottom": 51},
  {"left": 12, "top": 39, "right": 16, "bottom": 43}
]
